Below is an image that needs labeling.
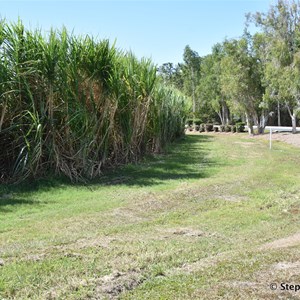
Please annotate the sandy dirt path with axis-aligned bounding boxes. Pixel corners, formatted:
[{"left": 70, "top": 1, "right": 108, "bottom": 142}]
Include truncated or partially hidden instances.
[{"left": 254, "top": 132, "right": 300, "bottom": 148}]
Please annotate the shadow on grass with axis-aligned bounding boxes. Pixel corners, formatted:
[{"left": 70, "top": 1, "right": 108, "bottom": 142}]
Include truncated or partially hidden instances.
[
  {"left": 0, "top": 134, "right": 217, "bottom": 198},
  {"left": 99, "top": 134, "right": 216, "bottom": 186},
  {"left": 0, "top": 197, "right": 36, "bottom": 213}
]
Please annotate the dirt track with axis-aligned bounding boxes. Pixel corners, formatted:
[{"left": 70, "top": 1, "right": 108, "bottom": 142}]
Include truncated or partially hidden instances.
[
  {"left": 187, "top": 130, "right": 300, "bottom": 148},
  {"left": 256, "top": 132, "right": 300, "bottom": 148}
]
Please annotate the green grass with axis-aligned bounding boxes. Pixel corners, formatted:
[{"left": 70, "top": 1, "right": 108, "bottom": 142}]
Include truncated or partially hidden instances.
[{"left": 1, "top": 133, "right": 300, "bottom": 299}]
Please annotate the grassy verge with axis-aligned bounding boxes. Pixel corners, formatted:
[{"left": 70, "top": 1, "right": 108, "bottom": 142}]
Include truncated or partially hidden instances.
[{"left": 1, "top": 133, "right": 300, "bottom": 299}]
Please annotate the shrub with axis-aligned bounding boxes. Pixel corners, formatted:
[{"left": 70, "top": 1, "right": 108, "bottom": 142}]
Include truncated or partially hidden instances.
[
  {"left": 199, "top": 124, "right": 205, "bottom": 132},
  {"left": 186, "top": 119, "right": 193, "bottom": 126},
  {"left": 186, "top": 118, "right": 202, "bottom": 126},
  {"left": 220, "top": 125, "right": 225, "bottom": 132},
  {"left": 225, "top": 125, "right": 231, "bottom": 132},
  {"left": 235, "top": 122, "right": 245, "bottom": 133},
  {"left": 231, "top": 125, "right": 236, "bottom": 133},
  {"left": 213, "top": 126, "right": 219, "bottom": 132},
  {"left": 205, "top": 124, "right": 213, "bottom": 132}
]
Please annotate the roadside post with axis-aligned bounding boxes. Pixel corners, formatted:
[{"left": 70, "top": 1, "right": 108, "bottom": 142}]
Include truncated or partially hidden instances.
[
  {"left": 245, "top": 126, "right": 300, "bottom": 149},
  {"left": 269, "top": 128, "right": 272, "bottom": 150}
]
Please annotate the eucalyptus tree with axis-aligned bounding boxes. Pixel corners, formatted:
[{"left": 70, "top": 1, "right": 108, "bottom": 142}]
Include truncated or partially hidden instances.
[
  {"left": 198, "top": 43, "right": 230, "bottom": 125},
  {"left": 157, "top": 62, "right": 184, "bottom": 89},
  {"left": 250, "top": 31, "right": 271, "bottom": 133},
  {"left": 248, "top": 29, "right": 285, "bottom": 126},
  {"left": 220, "top": 36, "right": 264, "bottom": 134},
  {"left": 182, "top": 45, "right": 201, "bottom": 122},
  {"left": 157, "top": 62, "right": 176, "bottom": 83},
  {"left": 252, "top": 0, "right": 300, "bottom": 133}
]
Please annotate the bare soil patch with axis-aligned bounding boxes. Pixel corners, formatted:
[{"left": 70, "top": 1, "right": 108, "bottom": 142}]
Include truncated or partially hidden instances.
[
  {"left": 213, "top": 259, "right": 300, "bottom": 299},
  {"left": 44, "top": 269, "right": 145, "bottom": 300},
  {"left": 259, "top": 232, "right": 300, "bottom": 250},
  {"left": 94, "top": 270, "right": 144, "bottom": 299},
  {"left": 167, "top": 251, "right": 232, "bottom": 275},
  {"left": 170, "top": 227, "right": 205, "bottom": 237},
  {"left": 256, "top": 132, "right": 300, "bottom": 148}
]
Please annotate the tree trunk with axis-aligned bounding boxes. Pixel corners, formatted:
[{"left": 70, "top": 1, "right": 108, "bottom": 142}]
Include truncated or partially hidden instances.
[
  {"left": 221, "top": 100, "right": 230, "bottom": 125},
  {"left": 217, "top": 111, "right": 224, "bottom": 125},
  {"left": 246, "top": 113, "right": 254, "bottom": 135},
  {"left": 277, "top": 100, "right": 281, "bottom": 126},
  {"left": 286, "top": 104, "right": 297, "bottom": 134},
  {"left": 258, "top": 111, "right": 269, "bottom": 134},
  {"left": 225, "top": 105, "right": 230, "bottom": 125},
  {"left": 191, "top": 68, "right": 196, "bottom": 126},
  {"left": 292, "top": 112, "right": 297, "bottom": 134},
  {"left": 253, "top": 111, "right": 259, "bottom": 129}
]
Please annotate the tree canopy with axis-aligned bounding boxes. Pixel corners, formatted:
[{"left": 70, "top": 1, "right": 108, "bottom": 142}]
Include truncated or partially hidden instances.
[{"left": 158, "top": 0, "right": 300, "bottom": 133}]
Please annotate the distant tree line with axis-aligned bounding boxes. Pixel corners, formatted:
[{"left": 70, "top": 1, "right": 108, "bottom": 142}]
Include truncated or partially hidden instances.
[{"left": 158, "top": 0, "right": 300, "bottom": 134}]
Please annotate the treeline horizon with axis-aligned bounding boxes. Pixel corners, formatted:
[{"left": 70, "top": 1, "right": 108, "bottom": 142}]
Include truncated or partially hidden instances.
[
  {"left": 158, "top": 0, "right": 300, "bottom": 134},
  {"left": 0, "top": 20, "right": 189, "bottom": 183}
]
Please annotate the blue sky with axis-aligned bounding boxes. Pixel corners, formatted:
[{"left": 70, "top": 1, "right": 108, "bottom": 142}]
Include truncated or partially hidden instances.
[{"left": 0, "top": 0, "right": 273, "bottom": 65}]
